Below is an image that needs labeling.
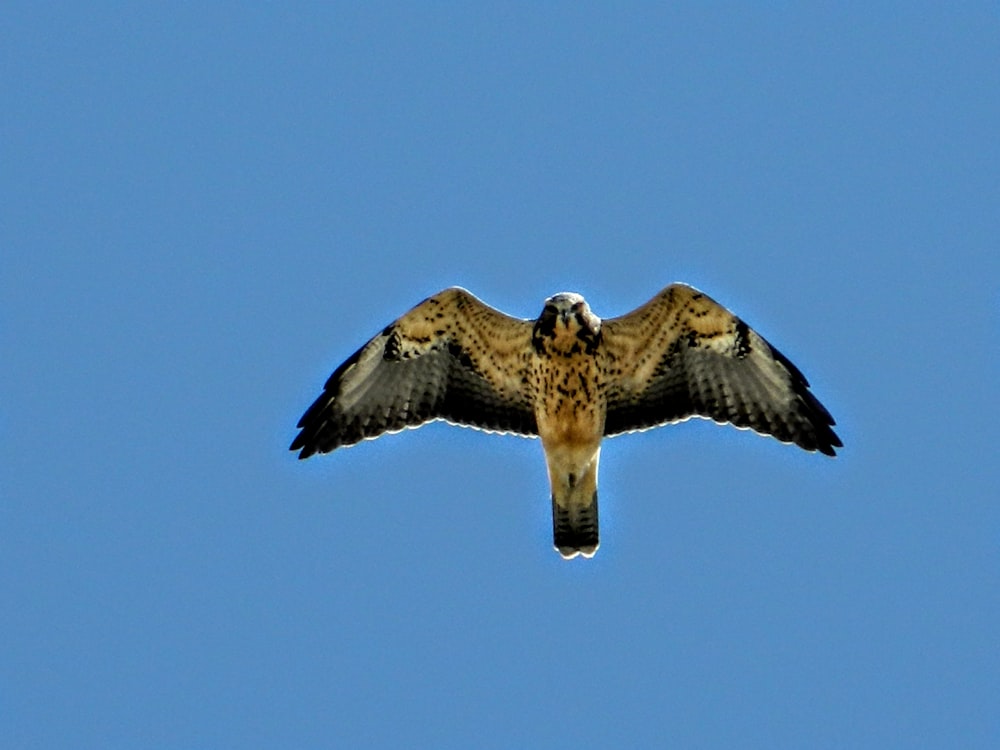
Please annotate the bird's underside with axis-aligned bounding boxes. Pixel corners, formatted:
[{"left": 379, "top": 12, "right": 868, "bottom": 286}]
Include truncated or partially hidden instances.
[{"left": 291, "top": 284, "right": 841, "bottom": 559}]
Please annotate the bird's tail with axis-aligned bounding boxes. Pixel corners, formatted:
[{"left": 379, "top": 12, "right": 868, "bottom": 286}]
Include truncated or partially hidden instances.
[
  {"left": 552, "top": 488, "right": 599, "bottom": 559},
  {"left": 549, "top": 451, "right": 600, "bottom": 559}
]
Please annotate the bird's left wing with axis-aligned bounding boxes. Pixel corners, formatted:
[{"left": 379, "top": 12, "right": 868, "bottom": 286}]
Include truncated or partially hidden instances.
[
  {"left": 291, "top": 287, "right": 537, "bottom": 458},
  {"left": 601, "top": 283, "right": 841, "bottom": 455}
]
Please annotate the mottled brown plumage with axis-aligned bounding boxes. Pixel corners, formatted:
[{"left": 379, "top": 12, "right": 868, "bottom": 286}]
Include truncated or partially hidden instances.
[{"left": 291, "top": 284, "right": 841, "bottom": 558}]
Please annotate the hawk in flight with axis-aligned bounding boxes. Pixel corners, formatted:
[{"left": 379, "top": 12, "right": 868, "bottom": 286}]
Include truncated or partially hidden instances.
[{"left": 291, "top": 284, "right": 841, "bottom": 559}]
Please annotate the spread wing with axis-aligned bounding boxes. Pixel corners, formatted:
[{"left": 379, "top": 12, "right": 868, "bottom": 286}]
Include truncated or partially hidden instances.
[
  {"left": 291, "top": 287, "right": 537, "bottom": 458},
  {"left": 601, "top": 283, "right": 841, "bottom": 455}
]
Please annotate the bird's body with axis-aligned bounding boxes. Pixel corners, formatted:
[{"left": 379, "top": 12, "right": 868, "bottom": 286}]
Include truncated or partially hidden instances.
[
  {"left": 529, "top": 293, "right": 606, "bottom": 556},
  {"left": 291, "top": 284, "right": 841, "bottom": 558}
]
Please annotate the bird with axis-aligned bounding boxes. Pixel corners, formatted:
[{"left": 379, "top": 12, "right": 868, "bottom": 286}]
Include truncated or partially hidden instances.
[{"left": 290, "top": 284, "right": 841, "bottom": 559}]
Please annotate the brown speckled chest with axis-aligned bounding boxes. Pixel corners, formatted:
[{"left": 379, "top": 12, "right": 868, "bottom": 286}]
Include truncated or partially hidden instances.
[{"left": 531, "top": 327, "right": 608, "bottom": 448}]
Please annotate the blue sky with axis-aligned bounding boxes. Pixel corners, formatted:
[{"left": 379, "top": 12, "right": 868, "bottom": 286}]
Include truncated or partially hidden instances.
[{"left": 3, "top": 3, "right": 999, "bottom": 748}]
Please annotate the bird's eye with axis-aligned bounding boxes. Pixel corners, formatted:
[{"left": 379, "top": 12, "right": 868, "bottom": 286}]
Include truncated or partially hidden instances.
[{"left": 572, "top": 302, "right": 584, "bottom": 311}]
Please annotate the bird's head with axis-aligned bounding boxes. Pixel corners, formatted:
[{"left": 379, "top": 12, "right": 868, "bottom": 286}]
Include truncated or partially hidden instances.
[{"left": 532, "top": 292, "right": 602, "bottom": 355}]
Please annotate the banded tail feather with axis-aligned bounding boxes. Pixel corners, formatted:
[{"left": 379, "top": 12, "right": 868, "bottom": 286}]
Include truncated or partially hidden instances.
[{"left": 552, "top": 489, "right": 599, "bottom": 559}]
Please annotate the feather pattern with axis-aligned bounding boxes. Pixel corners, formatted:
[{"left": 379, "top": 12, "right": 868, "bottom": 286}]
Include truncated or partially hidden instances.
[
  {"left": 601, "top": 284, "right": 840, "bottom": 455},
  {"left": 290, "top": 288, "right": 537, "bottom": 458}
]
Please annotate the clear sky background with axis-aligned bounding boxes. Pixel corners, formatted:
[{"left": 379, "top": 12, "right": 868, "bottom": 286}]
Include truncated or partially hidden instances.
[{"left": 4, "top": 3, "right": 999, "bottom": 748}]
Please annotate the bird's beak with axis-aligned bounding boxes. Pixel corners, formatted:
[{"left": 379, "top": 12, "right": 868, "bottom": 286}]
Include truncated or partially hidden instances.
[{"left": 559, "top": 310, "right": 572, "bottom": 326}]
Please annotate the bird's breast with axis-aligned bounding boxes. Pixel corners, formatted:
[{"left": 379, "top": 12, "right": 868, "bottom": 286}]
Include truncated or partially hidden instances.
[{"left": 531, "top": 353, "right": 606, "bottom": 448}]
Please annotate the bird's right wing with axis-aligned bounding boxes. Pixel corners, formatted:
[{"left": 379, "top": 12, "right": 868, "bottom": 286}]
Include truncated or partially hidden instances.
[{"left": 291, "top": 288, "right": 538, "bottom": 458}]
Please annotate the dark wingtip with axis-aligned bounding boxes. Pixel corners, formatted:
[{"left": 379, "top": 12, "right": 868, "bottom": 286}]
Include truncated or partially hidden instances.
[
  {"left": 288, "top": 432, "right": 314, "bottom": 458},
  {"left": 813, "top": 425, "right": 843, "bottom": 457},
  {"left": 828, "top": 431, "right": 844, "bottom": 456},
  {"left": 290, "top": 402, "right": 325, "bottom": 458},
  {"left": 290, "top": 336, "right": 378, "bottom": 460},
  {"left": 765, "top": 338, "right": 843, "bottom": 458}
]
